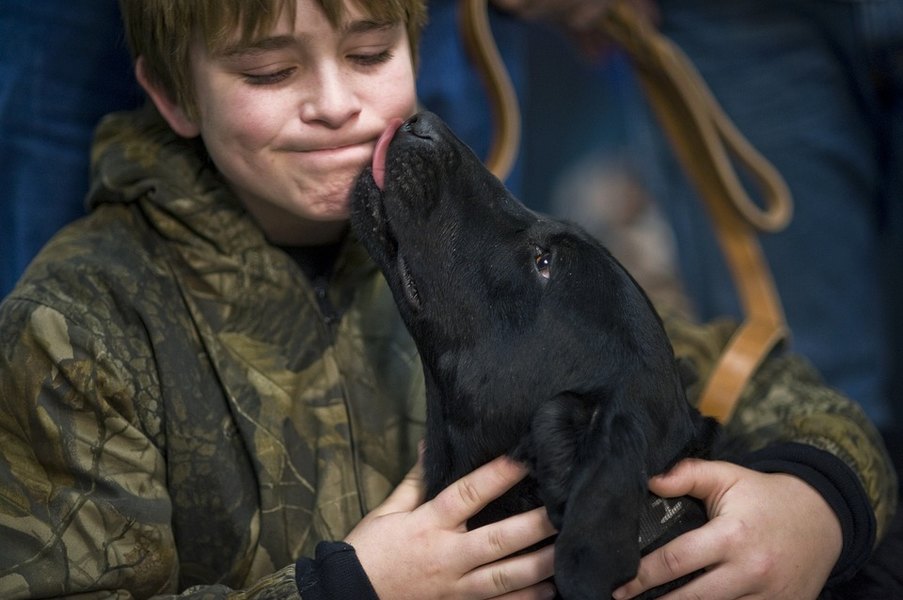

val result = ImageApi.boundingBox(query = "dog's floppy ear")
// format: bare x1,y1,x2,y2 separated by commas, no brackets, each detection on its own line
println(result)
521,392,647,599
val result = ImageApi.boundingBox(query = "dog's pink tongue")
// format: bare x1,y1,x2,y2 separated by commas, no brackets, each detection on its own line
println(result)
372,118,404,191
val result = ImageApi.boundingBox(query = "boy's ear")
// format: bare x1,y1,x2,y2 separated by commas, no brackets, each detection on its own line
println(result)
135,56,200,139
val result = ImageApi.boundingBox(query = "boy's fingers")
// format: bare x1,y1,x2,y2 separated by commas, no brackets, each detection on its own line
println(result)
461,542,556,599
613,521,723,599
369,453,427,516
648,458,724,501
429,455,529,525
467,506,557,566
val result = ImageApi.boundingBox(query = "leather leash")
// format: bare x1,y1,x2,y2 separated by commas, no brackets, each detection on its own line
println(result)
458,0,793,423
458,0,522,180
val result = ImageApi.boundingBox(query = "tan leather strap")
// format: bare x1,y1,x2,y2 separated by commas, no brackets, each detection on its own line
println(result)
598,4,793,234
459,0,793,423
597,3,792,422
458,0,521,181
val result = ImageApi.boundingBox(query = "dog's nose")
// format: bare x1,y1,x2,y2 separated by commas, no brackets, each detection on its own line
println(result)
402,112,442,140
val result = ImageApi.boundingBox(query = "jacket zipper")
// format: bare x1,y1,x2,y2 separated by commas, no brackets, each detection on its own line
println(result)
310,273,368,518
311,275,339,325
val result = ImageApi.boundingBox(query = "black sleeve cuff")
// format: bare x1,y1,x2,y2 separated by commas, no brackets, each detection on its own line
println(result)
738,441,876,586
295,541,380,600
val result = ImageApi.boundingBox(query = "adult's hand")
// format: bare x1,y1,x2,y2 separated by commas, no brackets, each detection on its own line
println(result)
490,0,658,33
612,459,842,600
490,0,658,59
345,454,557,599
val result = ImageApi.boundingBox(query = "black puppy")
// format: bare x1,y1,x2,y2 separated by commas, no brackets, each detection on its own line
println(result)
351,112,719,599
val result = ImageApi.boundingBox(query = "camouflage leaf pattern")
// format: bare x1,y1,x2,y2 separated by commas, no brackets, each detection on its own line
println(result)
662,310,898,540
0,106,425,599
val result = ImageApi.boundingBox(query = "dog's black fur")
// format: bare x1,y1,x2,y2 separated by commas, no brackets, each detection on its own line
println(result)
351,112,720,599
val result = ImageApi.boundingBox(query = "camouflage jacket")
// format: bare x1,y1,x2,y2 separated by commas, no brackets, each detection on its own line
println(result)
0,107,896,599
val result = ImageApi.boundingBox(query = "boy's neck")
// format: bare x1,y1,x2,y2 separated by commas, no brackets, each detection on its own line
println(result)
249,207,348,246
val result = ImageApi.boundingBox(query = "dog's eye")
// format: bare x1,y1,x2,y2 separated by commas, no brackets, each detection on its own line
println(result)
534,246,552,279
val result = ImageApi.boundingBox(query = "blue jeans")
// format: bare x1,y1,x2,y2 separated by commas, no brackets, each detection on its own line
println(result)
631,0,903,427
0,1,143,297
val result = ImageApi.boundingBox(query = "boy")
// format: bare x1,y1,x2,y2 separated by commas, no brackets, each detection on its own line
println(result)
0,1,896,598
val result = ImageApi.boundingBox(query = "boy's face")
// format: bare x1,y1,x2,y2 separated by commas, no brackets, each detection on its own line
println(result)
171,0,417,244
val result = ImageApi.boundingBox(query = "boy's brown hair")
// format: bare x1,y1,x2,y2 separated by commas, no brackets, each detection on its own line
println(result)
119,0,428,120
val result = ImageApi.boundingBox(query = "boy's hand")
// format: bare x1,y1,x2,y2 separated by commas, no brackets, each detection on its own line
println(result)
345,454,557,599
612,459,842,600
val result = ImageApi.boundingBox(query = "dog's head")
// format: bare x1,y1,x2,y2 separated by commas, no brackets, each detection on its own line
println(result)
353,113,678,404
351,112,716,597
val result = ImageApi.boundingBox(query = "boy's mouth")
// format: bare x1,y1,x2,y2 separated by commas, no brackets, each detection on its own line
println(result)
372,118,404,191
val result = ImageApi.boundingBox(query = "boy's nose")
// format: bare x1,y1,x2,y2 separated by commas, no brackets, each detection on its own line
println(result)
300,66,361,126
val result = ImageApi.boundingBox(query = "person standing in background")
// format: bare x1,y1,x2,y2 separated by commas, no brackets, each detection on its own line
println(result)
0,2,144,297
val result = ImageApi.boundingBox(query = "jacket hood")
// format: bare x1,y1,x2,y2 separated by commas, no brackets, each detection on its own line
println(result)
87,104,267,256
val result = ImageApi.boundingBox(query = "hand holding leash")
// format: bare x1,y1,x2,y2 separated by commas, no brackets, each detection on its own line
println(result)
491,0,659,34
